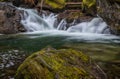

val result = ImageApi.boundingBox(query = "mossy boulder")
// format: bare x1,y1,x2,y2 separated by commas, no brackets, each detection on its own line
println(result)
82,0,97,16
15,47,106,79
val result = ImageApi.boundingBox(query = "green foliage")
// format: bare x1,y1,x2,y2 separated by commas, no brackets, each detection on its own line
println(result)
82,0,97,15
82,0,96,8
45,0,65,9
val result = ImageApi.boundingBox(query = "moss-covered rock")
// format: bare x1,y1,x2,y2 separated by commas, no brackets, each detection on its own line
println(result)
45,0,65,9
15,47,106,79
82,0,97,16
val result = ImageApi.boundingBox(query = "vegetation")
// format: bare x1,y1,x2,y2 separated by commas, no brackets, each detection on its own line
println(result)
45,0,65,9
15,47,105,79
82,0,96,16
82,0,96,8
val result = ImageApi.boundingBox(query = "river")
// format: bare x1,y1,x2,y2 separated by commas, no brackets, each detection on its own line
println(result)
0,8,120,78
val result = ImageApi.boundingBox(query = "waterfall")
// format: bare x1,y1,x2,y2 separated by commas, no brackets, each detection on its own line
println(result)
67,18,110,34
57,19,67,30
20,8,56,32
20,9,110,34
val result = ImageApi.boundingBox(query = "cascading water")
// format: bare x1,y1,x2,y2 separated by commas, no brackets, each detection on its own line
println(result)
20,8,110,34
67,18,110,34
20,9,56,32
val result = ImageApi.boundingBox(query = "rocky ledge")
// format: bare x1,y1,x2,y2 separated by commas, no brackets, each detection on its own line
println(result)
0,2,26,34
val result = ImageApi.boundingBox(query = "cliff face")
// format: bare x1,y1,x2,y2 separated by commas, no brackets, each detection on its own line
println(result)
97,0,120,35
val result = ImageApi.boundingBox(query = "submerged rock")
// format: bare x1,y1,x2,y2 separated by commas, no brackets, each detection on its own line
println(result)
15,47,107,79
0,2,26,34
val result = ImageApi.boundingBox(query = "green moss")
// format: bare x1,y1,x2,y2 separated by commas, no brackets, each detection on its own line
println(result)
82,0,96,8
15,47,104,79
45,0,65,9
82,0,96,15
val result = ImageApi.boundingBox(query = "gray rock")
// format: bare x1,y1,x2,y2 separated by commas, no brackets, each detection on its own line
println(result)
0,2,26,34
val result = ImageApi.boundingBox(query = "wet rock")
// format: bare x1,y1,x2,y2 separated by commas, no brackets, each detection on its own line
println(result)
97,0,120,35
15,47,107,79
0,2,26,34
57,10,94,29
104,60,120,79
0,49,26,79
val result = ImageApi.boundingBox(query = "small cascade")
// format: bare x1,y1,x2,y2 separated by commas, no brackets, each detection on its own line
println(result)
42,13,57,29
57,19,67,30
20,8,56,32
67,18,110,34
20,9,110,34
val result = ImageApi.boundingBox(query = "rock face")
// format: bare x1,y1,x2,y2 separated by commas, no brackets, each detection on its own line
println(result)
0,2,26,34
97,0,120,35
15,47,107,79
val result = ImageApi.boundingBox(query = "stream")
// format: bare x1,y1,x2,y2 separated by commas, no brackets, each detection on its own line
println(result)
0,8,120,78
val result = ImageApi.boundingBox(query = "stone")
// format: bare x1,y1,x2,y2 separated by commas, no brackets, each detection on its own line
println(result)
97,0,120,35
15,47,107,79
0,2,26,34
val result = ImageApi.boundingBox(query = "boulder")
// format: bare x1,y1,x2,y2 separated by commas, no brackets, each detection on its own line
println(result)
97,0,120,35
15,47,107,79
0,2,26,34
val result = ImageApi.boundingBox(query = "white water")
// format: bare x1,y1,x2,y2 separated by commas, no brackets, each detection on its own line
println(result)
18,9,120,43
20,8,110,34
20,9,54,31
67,18,110,34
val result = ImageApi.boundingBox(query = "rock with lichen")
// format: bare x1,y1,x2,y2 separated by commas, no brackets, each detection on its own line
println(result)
0,2,26,34
15,47,107,79
97,0,120,35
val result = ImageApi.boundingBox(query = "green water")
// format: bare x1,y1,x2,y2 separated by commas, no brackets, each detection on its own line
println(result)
0,33,120,61
0,33,120,78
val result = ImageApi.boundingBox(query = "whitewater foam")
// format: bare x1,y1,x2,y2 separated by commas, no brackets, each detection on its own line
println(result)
16,8,120,43
20,8,110,34
67,18,110,34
